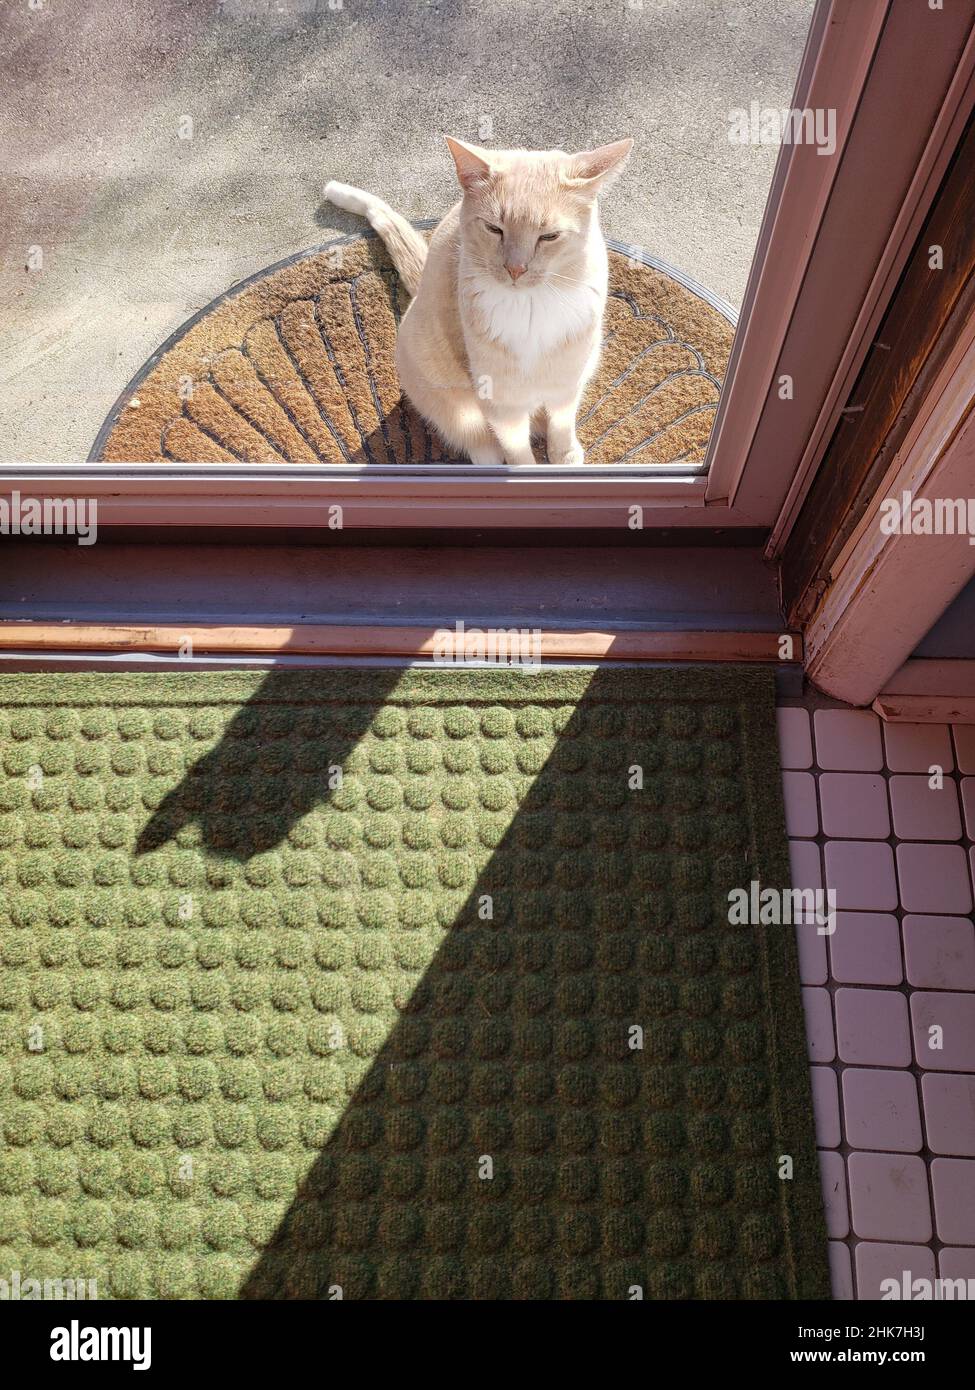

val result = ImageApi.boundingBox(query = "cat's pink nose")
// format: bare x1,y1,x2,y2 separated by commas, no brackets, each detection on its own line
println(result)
506,263,527,281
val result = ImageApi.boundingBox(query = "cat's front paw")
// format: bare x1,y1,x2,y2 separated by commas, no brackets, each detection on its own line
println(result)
550,443,585,466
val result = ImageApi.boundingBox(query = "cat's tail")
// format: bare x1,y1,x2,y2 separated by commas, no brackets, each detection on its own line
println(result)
324,181,427,297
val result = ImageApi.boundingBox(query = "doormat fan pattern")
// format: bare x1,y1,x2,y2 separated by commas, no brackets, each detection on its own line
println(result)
92,236,735,468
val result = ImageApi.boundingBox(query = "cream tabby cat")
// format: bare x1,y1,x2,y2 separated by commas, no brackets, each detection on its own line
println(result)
325,136,632,465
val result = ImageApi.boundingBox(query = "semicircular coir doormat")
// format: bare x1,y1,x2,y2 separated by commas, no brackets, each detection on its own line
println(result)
93,233,736,467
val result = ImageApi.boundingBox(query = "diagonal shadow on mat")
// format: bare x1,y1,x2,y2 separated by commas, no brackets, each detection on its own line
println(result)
222,667,813,1302
136,667,403,860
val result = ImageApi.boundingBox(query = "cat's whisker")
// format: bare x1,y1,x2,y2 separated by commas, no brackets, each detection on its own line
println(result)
546,272,594,287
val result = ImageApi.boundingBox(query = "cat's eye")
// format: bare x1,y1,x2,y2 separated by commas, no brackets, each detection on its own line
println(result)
485,223,503,236
538,232,560,242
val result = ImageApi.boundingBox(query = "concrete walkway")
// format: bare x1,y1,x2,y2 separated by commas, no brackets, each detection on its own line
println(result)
0,0,814,463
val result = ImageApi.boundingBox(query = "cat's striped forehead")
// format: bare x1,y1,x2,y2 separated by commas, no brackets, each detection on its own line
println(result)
476,152,583,228
448,137,631,228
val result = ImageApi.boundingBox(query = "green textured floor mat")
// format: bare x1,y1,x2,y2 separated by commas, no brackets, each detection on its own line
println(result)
0,667,829,1300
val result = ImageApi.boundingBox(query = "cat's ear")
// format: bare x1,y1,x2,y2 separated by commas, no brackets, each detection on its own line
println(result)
445,136,494,190
564,138,633,195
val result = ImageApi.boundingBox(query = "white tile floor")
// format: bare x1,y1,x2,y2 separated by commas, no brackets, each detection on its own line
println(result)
778,704,975,1300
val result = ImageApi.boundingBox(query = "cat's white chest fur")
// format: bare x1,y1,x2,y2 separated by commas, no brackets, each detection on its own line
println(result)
465,274,602,361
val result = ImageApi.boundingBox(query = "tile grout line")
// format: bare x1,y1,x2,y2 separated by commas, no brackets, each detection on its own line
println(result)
779,704,975,1296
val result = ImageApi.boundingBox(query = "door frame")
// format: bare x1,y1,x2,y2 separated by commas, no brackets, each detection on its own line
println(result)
2,1,973,534
802,306,975,708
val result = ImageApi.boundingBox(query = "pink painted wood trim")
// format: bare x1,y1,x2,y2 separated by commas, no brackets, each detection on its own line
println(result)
875,660,975,723
767,25,975,556
703,0,889,506
805,320,975,706
0,623,800,664
873,693,975,725
710,0,975,533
